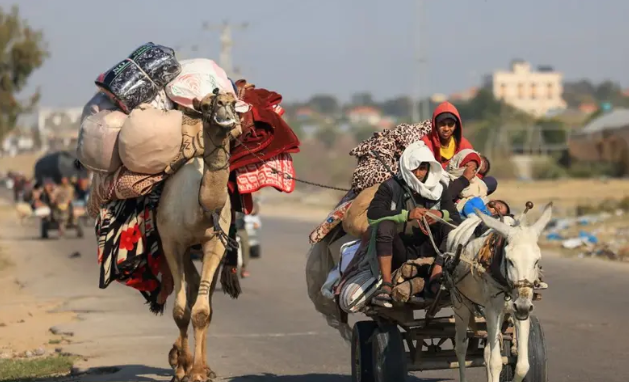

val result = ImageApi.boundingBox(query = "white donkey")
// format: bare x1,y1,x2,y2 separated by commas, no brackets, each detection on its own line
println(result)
449,202,552,382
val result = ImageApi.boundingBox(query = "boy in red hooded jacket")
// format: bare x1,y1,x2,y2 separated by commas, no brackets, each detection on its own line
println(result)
421,101,473,168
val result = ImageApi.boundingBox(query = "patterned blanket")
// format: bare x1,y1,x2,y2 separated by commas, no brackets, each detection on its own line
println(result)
96,184,167,313
349,121,431,193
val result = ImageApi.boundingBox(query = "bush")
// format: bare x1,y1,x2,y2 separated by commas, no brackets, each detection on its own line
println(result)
531,159,567,180
567,161,621,178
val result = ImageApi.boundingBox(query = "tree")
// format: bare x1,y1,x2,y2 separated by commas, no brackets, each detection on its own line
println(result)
351,123,379,143
314,123,339,149
381,96,412,118
0,5,48,143
308,94,339,115
350,92,375,107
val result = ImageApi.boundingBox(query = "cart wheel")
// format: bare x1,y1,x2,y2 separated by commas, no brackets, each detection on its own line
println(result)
500,315,547,382
499,363,515,382
351,320,377,382
524,316,547,382
372,323,408,382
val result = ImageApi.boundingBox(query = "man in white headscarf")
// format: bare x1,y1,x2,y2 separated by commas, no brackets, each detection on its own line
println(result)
366,141,462,305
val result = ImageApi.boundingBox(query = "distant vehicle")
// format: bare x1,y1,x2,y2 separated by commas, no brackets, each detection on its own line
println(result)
40,203,85,239
190,212,262,261
244,214,261,259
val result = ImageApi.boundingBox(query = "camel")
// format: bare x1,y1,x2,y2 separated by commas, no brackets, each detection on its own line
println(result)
157,90,241,382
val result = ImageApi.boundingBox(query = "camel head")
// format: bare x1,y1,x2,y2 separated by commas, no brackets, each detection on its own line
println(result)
192,90,241,134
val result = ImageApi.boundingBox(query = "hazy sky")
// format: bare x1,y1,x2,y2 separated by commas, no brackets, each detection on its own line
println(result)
4,0,628,108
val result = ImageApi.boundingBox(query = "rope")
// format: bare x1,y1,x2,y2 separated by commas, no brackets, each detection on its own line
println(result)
231,135,351,192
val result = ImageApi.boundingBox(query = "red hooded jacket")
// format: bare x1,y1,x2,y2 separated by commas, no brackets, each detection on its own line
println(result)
421,101,473,167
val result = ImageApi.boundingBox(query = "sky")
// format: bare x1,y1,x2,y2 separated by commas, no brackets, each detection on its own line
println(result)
4,0,628,108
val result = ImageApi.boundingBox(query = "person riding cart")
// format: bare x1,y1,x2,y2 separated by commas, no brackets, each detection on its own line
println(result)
366,141,462,306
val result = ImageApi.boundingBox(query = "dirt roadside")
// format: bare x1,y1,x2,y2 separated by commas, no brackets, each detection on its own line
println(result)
0,202,78,360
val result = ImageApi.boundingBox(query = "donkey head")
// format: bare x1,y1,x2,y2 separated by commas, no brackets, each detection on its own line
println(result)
475,202,553,320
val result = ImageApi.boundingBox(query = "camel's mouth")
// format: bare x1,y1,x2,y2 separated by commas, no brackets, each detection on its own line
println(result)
212,114,237,129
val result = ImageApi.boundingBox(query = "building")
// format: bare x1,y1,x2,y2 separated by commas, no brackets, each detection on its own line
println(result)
449,87,479,102
347,106,382,126
568,108,629,174
37,107,82,149
489,60,567,117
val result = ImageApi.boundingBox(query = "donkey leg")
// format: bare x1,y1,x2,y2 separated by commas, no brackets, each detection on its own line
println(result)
453,305,472,382
163,242,192,382
513,317,531,382
484,305,504,382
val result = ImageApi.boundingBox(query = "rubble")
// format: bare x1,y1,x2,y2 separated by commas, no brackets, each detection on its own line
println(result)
541,198,629,262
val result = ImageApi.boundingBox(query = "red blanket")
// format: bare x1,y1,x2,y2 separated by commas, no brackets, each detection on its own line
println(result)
227,84,301,214
229,85,301,171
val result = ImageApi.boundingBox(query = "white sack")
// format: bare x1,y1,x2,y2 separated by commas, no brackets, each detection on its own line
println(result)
76,92,127,173
118,104,183,175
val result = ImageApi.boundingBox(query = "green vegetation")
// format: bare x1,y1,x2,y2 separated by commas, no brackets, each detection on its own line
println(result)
0,5,49,143
0,356,76,381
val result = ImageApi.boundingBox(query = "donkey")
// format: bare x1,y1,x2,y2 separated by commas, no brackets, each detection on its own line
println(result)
449,202,553,382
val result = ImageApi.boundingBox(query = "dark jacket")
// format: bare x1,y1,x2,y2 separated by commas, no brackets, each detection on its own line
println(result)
367,177,461,225
447,176,470,201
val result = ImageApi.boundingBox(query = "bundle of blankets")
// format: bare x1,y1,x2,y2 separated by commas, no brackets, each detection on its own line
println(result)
79,42,301,309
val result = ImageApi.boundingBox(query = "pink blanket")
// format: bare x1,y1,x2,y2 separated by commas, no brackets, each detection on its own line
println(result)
234,153,295,194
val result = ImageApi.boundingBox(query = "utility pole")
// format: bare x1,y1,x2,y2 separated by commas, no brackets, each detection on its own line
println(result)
418,0,429,121
411,0,430,122
411,1,421,122
203,20,248,79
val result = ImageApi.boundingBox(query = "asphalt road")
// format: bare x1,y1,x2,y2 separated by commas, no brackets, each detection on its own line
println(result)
3,209,629,382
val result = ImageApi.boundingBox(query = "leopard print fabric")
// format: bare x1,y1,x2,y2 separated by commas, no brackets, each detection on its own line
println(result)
349,120,432,193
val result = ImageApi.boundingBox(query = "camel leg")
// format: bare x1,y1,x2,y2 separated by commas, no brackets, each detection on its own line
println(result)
189,209,231,382
197,266,220,380
513,317,531,382
183,251,216,379
163,242,192,382
453,305,472,382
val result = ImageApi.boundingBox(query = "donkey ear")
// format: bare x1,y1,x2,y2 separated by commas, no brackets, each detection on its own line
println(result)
475,209,513,237
531,202,553,237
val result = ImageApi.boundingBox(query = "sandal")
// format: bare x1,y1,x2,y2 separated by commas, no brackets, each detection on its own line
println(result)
371,282,394,308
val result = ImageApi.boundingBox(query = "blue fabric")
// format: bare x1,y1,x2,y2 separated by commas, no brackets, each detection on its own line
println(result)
461,197,491,219
228,78,237,93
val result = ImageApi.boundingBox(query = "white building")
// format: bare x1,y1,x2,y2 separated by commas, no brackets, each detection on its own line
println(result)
490,60,567,117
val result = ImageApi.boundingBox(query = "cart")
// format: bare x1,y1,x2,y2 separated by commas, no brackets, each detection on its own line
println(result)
41,201,85,239
350,286,547,382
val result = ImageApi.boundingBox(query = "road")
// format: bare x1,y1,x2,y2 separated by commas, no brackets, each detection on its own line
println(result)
2,210,629,382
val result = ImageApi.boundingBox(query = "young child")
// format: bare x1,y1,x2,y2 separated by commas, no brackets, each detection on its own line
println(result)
461,197,510,219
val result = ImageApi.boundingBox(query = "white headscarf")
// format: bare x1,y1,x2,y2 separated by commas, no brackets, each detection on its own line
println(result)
399,141,444,201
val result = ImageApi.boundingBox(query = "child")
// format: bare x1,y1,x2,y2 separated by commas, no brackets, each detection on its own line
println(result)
461,197,510,219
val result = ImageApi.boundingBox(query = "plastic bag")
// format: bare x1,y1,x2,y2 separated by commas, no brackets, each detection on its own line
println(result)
165,58,249,113
95,42,181,113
